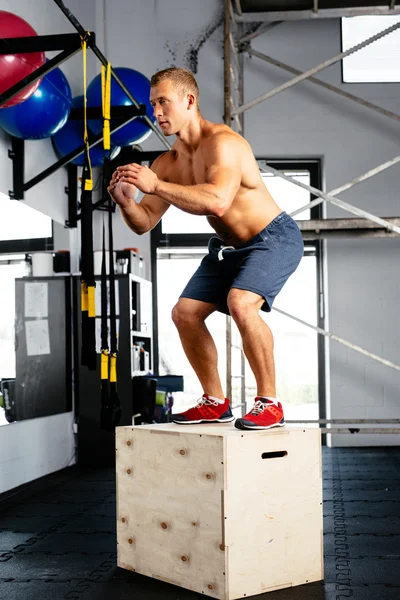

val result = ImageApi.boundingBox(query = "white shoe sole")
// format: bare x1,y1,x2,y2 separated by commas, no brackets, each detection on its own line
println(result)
171,416,235,425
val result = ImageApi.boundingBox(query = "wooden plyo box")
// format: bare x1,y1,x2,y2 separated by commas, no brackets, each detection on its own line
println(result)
116,424,323,600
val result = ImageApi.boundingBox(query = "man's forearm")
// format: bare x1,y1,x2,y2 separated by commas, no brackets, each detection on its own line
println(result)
154,180,224,217
119,200,150,235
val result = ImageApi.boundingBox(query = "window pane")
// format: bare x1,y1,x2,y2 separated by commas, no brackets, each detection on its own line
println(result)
0,193,52,241
161,208,214,234
261,170,311,220
342,16,400,83
0,256,26,379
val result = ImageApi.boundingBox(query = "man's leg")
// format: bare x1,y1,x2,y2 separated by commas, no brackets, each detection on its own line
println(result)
227,288,275,397
171,298,233,424
172,298,224,399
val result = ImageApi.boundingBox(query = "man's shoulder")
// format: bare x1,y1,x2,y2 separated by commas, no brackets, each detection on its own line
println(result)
204,123,247,151
150,149,177,174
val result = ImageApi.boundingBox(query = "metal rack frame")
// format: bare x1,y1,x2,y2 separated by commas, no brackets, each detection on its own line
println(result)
224,1,400,432
1,0,171,204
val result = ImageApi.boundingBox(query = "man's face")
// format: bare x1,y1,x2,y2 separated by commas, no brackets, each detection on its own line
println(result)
150,80,191,136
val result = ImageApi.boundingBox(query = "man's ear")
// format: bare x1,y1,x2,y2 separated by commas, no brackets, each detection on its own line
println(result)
187,93,196,110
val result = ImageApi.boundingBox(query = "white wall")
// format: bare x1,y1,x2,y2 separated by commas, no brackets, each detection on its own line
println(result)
0,412,75,494
0,0,95,492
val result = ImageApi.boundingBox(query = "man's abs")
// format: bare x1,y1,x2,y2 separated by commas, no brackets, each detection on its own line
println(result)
207,188,282,245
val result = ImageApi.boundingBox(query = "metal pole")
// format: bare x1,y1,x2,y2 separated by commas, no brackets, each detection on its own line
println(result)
287,419,400,424
235,7,400,22
237,22,244,134
233,0,242,15
289,155,400,217
313,0,319,13
225,0,233,401
239,22,282,45
0,45,83,108
224,0,232,125
52,0,171,150
259,164,400,235
234,21,400,115
240,348,246,417
245,48,400,124
272,306,400,372
24,111,144,191
320,428,400,434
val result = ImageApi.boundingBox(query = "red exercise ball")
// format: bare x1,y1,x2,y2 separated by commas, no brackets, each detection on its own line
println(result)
0,11,46,108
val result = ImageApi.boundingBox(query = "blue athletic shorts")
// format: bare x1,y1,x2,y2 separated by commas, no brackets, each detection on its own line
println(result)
180,211,304,315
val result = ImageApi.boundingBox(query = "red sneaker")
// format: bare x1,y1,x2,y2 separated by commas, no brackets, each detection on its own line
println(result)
171,394,234,424
235,397,285,430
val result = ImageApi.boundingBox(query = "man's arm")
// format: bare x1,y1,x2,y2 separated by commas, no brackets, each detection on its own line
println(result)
109,154,170,235
117,133,242,218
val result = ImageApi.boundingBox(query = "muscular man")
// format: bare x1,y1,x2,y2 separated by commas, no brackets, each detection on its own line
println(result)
108,67,304,430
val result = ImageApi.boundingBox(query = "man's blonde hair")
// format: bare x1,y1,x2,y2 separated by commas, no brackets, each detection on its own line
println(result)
150,67,200,107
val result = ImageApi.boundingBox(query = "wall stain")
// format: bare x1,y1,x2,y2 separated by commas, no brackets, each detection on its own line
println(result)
184,7,224,74
162,2,224,74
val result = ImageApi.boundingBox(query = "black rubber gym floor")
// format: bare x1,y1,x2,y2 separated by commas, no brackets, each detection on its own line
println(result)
1,447,399,600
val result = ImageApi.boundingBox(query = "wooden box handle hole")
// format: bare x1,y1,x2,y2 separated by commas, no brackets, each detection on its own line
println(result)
261,451,288,459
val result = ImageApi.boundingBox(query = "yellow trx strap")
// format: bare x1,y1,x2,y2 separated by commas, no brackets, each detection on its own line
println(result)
101,349,109,380
81,34,93,192
110,353,117,383
101,62,111,151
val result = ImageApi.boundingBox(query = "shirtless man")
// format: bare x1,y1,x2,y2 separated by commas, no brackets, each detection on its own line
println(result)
108,67,304,430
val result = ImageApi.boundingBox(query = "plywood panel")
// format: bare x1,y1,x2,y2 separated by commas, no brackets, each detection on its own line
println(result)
116,427,227,598
224,428,323,599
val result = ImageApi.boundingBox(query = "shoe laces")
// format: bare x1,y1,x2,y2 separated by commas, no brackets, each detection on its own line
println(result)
195,395,220,408
250,400,269,415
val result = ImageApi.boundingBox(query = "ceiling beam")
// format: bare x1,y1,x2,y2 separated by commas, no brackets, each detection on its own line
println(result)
236,6,400,22
239,21,282,44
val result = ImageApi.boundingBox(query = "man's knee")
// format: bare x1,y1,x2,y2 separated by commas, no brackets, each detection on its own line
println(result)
227,289,263,324
171,298,208,329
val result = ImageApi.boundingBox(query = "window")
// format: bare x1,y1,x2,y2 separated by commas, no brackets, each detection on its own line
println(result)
0,192,53,253
342,16,400,83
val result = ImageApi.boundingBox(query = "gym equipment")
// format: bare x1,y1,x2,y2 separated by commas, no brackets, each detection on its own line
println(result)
0,63,71,139
0,10,46,108
116,426,323,598
86,67,155,146
52,95,120,167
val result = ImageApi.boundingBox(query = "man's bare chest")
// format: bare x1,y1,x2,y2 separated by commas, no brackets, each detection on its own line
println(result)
165,155,206,186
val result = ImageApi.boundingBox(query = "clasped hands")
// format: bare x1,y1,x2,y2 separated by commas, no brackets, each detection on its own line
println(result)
108,163,159,198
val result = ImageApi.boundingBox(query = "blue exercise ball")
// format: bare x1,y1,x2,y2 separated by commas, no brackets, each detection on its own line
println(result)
0,63,72,139
86,67,155,146
52,95,121,167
